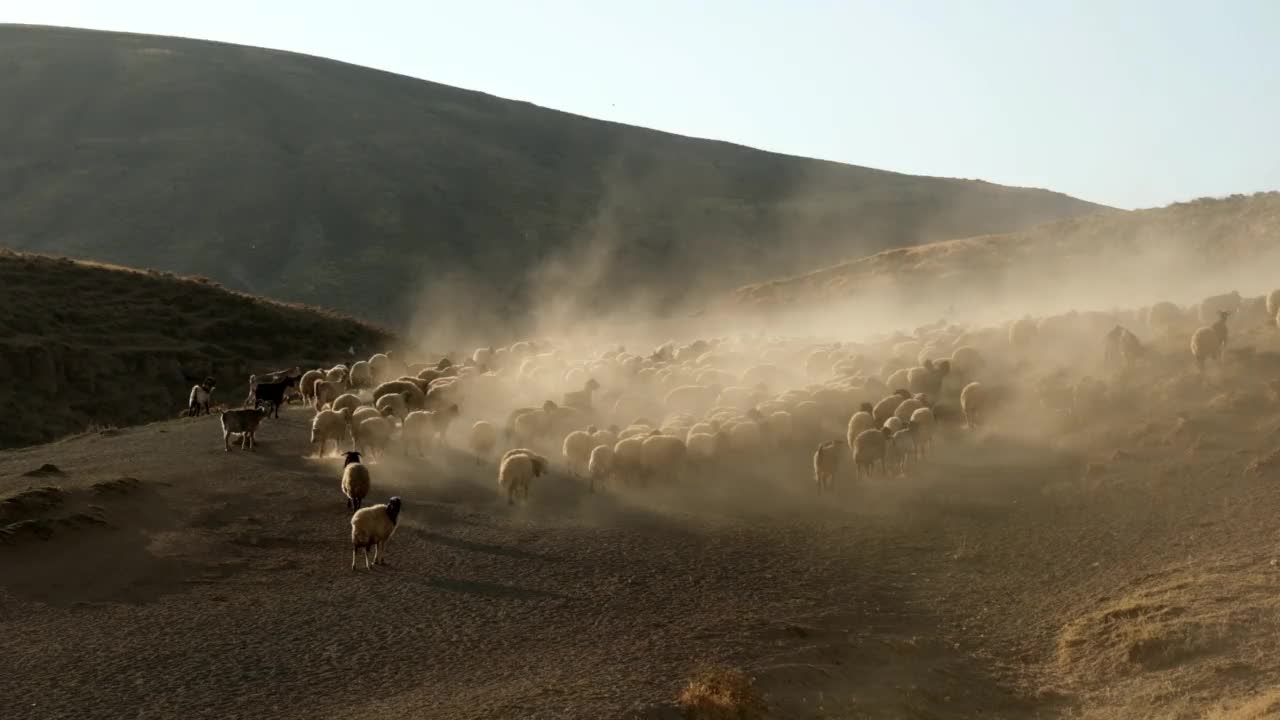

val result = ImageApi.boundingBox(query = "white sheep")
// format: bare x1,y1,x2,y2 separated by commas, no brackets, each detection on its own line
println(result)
371,379,426,410
188,381,214,416
562,430,595,477
909,407,935,457
813,440,841,494
355,416,394,459
872,393,909,426
311,408,352,457
883,415,905,434
640,432,686,485
375,392,411,421
851,427,889,478
350,496,401,570
401,410,435,458
348,361,374,389
468,421,497,464
562,378,601,410
888,427,917,473
340,451,371,510
612,436,646,485
313,378,348,411
587,444,613,492
331,392,363,416
350,406,384,426
299,369,325,405
498,449,549,505
1190,310,1231,374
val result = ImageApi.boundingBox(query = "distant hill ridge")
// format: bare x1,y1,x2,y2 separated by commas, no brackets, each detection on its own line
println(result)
0,24,1107,334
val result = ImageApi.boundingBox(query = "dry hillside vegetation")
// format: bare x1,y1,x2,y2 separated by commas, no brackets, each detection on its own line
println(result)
0,24,1107,329
0,250,393,449
733,192,1280,315
5,287,1280,719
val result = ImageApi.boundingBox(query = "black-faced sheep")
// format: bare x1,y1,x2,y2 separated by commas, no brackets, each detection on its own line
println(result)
350,496,401,570
341,451,371,511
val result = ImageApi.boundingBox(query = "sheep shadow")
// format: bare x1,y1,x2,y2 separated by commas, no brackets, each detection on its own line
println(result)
420,530,556,561
426,575,569,601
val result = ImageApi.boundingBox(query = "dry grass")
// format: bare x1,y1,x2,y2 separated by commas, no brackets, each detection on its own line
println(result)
677,667,768,720
0,249,395,449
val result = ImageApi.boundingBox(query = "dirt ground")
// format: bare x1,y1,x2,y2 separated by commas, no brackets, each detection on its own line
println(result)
4,369,1280,719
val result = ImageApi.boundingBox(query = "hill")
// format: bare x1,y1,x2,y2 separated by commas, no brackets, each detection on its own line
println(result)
0,24,1108,336
731,192,1280,317
0,250,394,449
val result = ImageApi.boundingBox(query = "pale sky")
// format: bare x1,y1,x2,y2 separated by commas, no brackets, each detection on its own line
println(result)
8,0,1280,209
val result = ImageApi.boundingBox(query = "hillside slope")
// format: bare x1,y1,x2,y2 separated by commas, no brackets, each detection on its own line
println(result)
732,192,1280,315
0,24,1108,332
0,250,394,449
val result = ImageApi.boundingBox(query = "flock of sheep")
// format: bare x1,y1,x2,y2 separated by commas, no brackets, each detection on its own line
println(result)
189,287,1278,571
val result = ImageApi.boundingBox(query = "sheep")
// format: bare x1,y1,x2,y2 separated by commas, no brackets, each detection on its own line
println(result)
311,408,352,457
312,378,347,412
640,432,686,485
813,440,841,494
612,436,646,485
1191,311,1231,374
341,451,371,511
893,397,925,424
299,369,325,405
331,393,363,416
949,346,985,378
371,380,426,410
562,429,595,477
851,427,889,478
1009,316,1038,349
350,406,384,426
1103,325,1144,370
326,365,349,384
907,359,950,398
350,496,402,570
846,404,875,445
401,411,435,457
872,394,908,426
587,444,613,491
909,407,935,456
498,449,549,505
368,352,397,384
428,403,461,447
188,378,215,416
220,407,268,451
348,360,374,389
888,426,917,473
355,416,394,459
562,378,601,411
959,381,1009,428
375,392,410,421
883,415,906,434
469,421,497,464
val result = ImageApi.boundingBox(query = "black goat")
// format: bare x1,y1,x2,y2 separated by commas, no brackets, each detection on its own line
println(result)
251,375,298,419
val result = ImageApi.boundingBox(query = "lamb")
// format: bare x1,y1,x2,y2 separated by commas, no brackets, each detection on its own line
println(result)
187,378,216,416
311,408,353,457
468,421,497,464
813,440,841,494
562,378,602,411
851,427,889,478
350,496,402,570
220,407,268,451
587,444,613,492
562,429,595,477
498,449,550,505
340,451,371,511
251,376,298,419
1190,310,1231,374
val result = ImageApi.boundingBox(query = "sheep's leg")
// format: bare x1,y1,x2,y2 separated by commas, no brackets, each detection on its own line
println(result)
351,547,358,571
364,547,372,570
224,431,232,452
